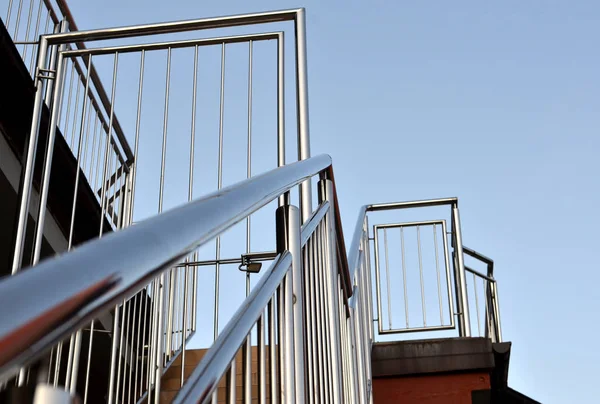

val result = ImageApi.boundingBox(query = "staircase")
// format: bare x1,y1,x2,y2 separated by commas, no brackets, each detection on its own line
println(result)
0,2,539,403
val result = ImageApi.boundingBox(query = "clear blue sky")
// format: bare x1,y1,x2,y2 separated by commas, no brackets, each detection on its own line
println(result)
67,1,600,402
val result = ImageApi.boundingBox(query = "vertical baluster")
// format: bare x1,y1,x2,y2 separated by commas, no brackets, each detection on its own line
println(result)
383,229,392,330
28,0,44,73
179,44,197,387
12,0,24,37
417,226,426,327
21,0,35,57
433,224,444,325
137,285,148,399
84,112,98,180
258,312,266,404
268,296,278,404
69,71,82,150
5,0,14,28
83,320,94,404
127,295,138,403
104,52,121,404
312,237,324,403
277,285,285,404
213,42,226,344
226,360,236,403
473,273,481,336
115,299,127,402
67,55,92,250
303,243,314,404
244,40,254,403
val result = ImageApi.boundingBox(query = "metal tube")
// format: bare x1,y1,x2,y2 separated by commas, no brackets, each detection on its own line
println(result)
46,9,302,44
383,229,392,330
247,39,253,253
433,224,444,325
258,312,266,404
115,300,127,403
373,227,383,334
213,43,226,342
417,226,426,326
128,295,138,402
226,359,235,403
147,281,158,392
303,242,314,404
83,320,94,404
10,34,52,275
66,54,92,251
243,334,251,403
161,47,175,360
53,342,62,387
31,48,71,267
309,238,322,404
64,333,75,388
5,0,14,28
60,32,281,57
137,287,148,399
86,112,99,177
99,52,119,237
295,8,313,222
368,197,458,212
61,61,75,141
154,273,166,404
277,286,285,404
180,269,189,387
129,50,145,224
493,282,503,342
188,46,198,337
107,304,120,404
441,220,455,327
452,205,471,337
319,224,332,403
276,32,286,207
473,273,481,336
12,0,24,38
268,298,278,404
283,272,296,404
275,205,303,402
319,180,343,402
27,0,44,73
68,330,82,394
69,68,82,150
400,227,409,328
314,233,325,403
21,0,35,57
364,215,374,341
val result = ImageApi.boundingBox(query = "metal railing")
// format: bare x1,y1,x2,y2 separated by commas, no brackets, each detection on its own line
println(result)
463,246,502,343
351,198,502,344
0,4,504,403
2,7,318,403
0,154,365,402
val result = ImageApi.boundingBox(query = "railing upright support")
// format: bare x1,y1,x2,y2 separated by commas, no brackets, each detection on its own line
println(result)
276,202,304,403
451,204,471,337
318,179,344,402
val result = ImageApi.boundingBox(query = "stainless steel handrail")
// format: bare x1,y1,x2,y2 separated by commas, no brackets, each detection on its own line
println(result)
0,154,332,382
175,200,332,402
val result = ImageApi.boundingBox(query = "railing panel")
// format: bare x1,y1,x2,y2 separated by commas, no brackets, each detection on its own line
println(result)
373,221,455,334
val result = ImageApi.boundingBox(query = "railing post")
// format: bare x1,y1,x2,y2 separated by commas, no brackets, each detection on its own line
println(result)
10,20,63,277
318,179,344,402
294,8,313,223
451,204,471,337
276,202,304,403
